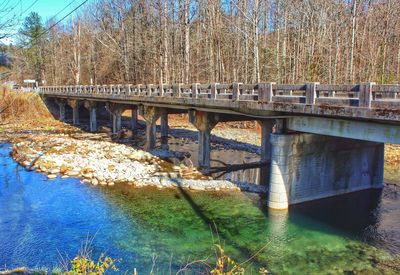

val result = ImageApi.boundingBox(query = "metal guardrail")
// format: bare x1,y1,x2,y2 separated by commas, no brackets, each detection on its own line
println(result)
40,82,400,110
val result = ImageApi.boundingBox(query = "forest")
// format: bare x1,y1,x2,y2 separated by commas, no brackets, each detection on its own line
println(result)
5,0,400,86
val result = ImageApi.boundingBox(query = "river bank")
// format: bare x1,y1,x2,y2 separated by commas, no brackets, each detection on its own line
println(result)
0,116,267,194
7,126,268,193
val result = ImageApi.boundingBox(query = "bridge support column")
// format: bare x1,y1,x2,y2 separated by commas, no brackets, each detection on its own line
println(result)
106,103,127,134
83,101,98,132
160,111,169,150
189,110,218,168
67,99,81,125
259,120,274,162
267,132,384,209
55,99,66,121
259,119,274,185
139,106,163,150
131,106,138,130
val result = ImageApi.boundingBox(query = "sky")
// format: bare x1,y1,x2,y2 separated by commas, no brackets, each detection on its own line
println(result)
1,0,89,44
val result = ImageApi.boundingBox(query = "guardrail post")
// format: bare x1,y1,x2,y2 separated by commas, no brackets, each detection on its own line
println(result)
159,84,164,97
173,84,181,98
192,83,199,99
258,82,275,103
147,84,153,96
306,82,319,105
232,82,242,101
210,83,219,99
359,82,375,108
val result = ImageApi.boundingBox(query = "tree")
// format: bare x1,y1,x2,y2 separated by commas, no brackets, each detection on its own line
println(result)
6,0,400,85
18,12,46,83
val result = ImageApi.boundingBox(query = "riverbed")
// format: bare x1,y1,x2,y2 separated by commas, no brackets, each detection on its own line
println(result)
0,143,399,274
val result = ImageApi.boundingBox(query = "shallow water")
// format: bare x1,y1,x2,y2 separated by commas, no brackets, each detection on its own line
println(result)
0,143,399,274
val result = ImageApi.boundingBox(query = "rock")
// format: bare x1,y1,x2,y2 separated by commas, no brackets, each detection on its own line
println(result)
47,174,57,179
108,181,115,186
91,178,99,185
61,175,69,179
189,186,204,191
100,181,107,186
60,165,69,174
66,170,80,177
168,172,178,179
48,168,60,174
98,126,112,133
82,173,93,179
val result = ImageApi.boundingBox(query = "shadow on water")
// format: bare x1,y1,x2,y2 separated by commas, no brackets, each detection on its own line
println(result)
170,178,268,268
290,189,382,236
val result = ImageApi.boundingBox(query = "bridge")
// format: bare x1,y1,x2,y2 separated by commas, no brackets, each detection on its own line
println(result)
40,82,400,209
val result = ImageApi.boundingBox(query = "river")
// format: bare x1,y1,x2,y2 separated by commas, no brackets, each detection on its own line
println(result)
0,142,399,274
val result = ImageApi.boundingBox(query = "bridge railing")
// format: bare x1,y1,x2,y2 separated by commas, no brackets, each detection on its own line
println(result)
40,82,400,109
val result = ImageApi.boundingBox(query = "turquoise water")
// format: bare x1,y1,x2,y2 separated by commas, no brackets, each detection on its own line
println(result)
0,143,399,274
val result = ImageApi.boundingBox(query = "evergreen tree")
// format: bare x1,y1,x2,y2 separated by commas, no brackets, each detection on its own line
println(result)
18,12,46,83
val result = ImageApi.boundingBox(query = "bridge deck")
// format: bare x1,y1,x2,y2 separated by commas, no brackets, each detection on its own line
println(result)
40,82,400,124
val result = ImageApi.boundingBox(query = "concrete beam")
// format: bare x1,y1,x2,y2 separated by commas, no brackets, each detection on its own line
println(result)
287,116,400,144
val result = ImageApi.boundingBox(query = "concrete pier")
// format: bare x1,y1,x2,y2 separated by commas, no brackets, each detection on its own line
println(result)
55,99,66,121
106,103,126,134
160,111,169,150
139,106,163,150
268,133,384,209
67,99,80,125
189,110,218,168
259,119,274,185
259,120,274,162
84,101,97,132
131,106,138,130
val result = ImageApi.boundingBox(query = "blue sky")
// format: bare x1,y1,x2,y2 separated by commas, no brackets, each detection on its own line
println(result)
1,0,88,44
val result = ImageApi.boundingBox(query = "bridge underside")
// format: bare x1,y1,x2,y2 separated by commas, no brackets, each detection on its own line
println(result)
44,96,398,209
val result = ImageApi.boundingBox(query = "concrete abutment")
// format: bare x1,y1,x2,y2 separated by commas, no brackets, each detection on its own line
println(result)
267,132,384,209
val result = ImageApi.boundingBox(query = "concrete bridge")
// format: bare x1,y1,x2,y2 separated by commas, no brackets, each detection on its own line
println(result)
40,82,400,209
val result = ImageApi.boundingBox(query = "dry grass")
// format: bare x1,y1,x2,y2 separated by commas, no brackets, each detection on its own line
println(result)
0,87,52,122
385,145,400,164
